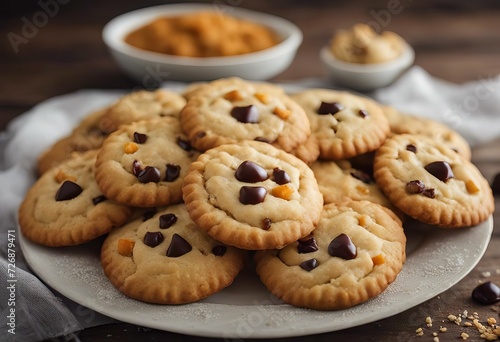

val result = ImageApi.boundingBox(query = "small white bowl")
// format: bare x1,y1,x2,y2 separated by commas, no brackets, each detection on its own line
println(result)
320,43,415,91
102,3,303,83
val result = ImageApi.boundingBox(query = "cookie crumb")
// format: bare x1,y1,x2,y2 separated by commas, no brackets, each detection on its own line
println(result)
432,332,438,336
460,332,469,340
433,337,439,342
464,321,473,327
487,317,497,326
426,316,433,327
482,271,492,278
440,326,447,333
415,327,424,336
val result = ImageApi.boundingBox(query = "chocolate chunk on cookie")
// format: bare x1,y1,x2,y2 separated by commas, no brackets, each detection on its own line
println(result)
19,150,132,246
182,141,324,250
255,200,406,310
101,203,246,304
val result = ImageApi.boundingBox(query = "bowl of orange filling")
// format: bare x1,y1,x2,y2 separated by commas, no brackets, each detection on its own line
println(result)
103,4,303,83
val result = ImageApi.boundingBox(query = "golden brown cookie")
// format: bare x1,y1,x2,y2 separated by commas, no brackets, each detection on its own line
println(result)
180,77,312,156
101,203,246,304
255,200,406,310
95,117,198,207
382,105,472,160
374,134,494,227
182,141,324,250
291,89,390,160
19,150,132,246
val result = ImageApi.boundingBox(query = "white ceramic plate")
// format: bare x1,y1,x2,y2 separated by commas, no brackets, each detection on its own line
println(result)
19,216,493,339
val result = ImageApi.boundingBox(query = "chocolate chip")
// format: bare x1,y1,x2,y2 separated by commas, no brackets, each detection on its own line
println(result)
235,161,269,183
55,181,83,201
272,168,291,185
137,166,160,183
142,208,158,221
299,258,318,272
132,160,142,176
297,237,318,254
406,144,417,153
261,218,272,230
317,101,344,115
159,213,177,229
212,245,227,257
358,109,369,118
239,186,267,205
166,234,192,257
425,161,454,182
328,233,357,260
165,164,180,182
350,170,373,184
406,180,425,194
231,105,259,123
472,281,500,305
491,173,500,196
143,231,164,247
133,132,148,144
177,137,192,151
423,188,435,198
92,195,107,205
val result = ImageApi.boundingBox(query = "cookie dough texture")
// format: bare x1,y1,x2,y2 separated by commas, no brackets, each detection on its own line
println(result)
182,141,324,250
255,201,406,310
19,150,132,246
291,89,390,160
101,204,246,304
374,134,494,227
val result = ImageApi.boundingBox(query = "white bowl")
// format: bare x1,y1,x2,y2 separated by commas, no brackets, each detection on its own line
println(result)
102,3,303,84
320,43,415,91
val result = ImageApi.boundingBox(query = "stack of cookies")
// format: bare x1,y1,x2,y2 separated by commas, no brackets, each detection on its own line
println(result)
19,77,494,310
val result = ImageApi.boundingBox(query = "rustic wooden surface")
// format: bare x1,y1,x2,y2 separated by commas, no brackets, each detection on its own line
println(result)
1,1,499,341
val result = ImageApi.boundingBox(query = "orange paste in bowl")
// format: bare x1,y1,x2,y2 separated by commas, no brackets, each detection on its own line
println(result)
124,11,280,57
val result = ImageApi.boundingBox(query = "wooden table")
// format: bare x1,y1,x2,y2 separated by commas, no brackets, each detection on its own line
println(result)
2,1,499,341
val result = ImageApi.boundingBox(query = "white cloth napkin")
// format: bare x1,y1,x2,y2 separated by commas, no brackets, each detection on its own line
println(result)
1,68,500,341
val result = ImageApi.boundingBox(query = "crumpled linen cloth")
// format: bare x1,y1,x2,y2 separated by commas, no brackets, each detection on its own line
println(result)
1,66,499,341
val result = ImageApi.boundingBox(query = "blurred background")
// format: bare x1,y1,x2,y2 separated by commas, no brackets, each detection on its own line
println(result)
1,0,500,127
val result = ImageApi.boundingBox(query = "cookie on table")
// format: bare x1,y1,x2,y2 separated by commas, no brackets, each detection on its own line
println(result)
374,134,494,227
101,203,246,304
37,107,111,174
310,159,402,222
290,89,390,160
382,105,471,160
95,117,198,207
19,150,132,247
180,77,312,156
255,200,406,310
101,89,186,132
182,141,324,250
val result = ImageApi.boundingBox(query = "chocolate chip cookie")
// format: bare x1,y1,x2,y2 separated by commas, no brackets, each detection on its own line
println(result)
182,141,324,250
95,117,198,207
291,89,390,160
255,200,406,310
19,150,132,246
374,134,494,227
101,203,246,304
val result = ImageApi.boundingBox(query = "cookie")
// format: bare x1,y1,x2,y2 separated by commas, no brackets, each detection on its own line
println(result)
291,89,390,160
95,117,198,207
182,141,324,250
19,150,132,247
374,134,494,227
180,77,311,156
37,107,111,174
254,200,406,310
101,89,187,132
310,159,401,220
382,105,472,161
101,203,246,304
